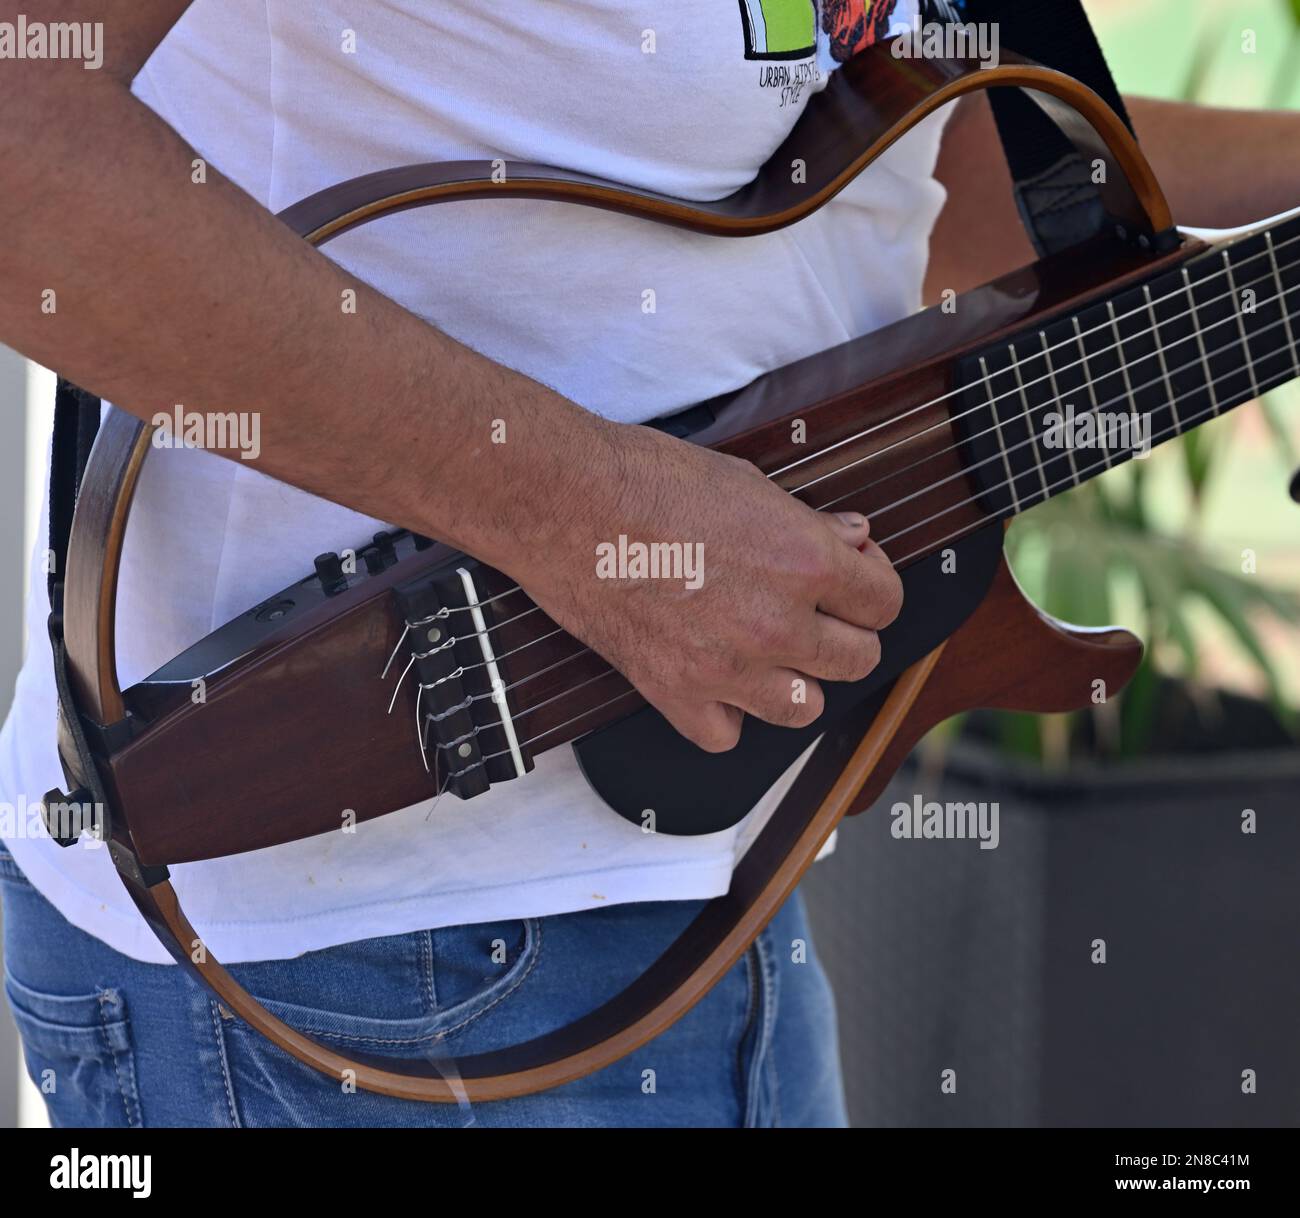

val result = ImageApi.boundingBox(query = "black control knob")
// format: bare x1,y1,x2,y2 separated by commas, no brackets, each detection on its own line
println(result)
365,531,398,575
314,552,347,595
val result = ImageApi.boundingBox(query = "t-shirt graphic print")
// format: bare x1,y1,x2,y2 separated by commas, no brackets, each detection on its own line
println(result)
740,0,907,109
739,0,817,58
739,0,899,62
820,0,898,62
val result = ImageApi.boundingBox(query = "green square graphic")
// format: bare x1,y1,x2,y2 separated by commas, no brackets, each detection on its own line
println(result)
739,0,817,60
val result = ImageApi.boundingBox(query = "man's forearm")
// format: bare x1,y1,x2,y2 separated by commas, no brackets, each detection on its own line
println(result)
927,94,1300,303
0,4,909,755
0,41,601,576
1131,96,1300,231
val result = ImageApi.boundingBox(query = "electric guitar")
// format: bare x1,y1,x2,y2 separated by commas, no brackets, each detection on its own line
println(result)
45,44,1300,1102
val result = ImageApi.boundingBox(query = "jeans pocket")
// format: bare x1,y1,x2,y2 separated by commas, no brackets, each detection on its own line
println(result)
215,919,541,1125
3,970,143,1128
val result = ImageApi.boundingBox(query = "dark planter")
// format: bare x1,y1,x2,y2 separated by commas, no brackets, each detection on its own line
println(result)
801,692,1300,1127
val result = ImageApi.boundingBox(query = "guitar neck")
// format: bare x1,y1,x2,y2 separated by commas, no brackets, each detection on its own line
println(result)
768,210,1300,573
955,210,1300,527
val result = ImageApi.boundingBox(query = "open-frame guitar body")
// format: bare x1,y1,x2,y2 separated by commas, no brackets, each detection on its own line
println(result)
47,44,1300,1102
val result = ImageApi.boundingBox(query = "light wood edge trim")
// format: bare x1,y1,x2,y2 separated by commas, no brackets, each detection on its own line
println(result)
299,64,1171,247
94,430,152,721
148,643,947,1103
64,414,153,724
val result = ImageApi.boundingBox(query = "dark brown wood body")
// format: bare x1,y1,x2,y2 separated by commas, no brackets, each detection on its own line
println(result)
103,231,1193,866
53,42,1181,870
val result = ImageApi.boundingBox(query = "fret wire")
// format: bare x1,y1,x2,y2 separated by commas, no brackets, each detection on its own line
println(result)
1008,341,1051,501
1070,315,1107,466
980,355,1021,513
1106,300,1141,470
1265,231,1300,376
1182,267,1221,416
1039,330,1079,488
1142,284,1180,430
839,291,1300,539
792,252,1298,499
1222,250,1262,399
772,229,1300,483
843,268,1298,515
796,270,1231,498
888,360,1299,569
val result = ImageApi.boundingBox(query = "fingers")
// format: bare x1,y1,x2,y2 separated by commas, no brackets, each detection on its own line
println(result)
655,670,829,744
858,536,891,565
655,697,744,754
815,516,904,631
822,510,872,548
728,668,826,731
799,614,883,683
612,500,902,750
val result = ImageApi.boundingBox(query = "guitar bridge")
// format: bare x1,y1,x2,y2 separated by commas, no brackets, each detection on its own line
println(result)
392,559,535,799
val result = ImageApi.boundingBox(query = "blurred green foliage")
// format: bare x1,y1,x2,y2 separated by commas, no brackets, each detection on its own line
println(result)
993,0,1300,762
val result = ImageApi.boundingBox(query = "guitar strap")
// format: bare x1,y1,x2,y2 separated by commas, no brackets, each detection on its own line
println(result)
953,0,1137,256
44,381,105,820
47,379,100,615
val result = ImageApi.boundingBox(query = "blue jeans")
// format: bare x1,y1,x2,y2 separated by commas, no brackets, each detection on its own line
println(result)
0,844,846,1127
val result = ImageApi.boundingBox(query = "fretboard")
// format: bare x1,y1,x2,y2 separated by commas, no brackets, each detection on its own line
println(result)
954,212,1300,520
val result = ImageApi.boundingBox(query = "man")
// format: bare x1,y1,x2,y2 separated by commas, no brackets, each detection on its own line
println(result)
0,1,1296,1127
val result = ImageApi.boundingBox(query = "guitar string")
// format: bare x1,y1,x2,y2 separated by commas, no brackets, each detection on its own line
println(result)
407,288,1300,770
437,300,1300,768
385,622,566,712
419,664,629,744
816,271,1300,514
773,229,1300,483
884,347,1300,565
384,231,1300,668
402,270,1300,716
786,252,1297,498
381,601,545,679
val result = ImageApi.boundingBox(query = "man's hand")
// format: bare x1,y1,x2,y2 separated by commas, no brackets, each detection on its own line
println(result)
511,422,903,752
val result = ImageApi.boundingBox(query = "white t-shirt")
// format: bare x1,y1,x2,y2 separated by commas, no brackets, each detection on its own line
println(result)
0,0,950,963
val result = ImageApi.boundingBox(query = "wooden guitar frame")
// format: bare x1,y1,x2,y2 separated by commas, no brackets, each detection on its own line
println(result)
58,46,1162,1102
